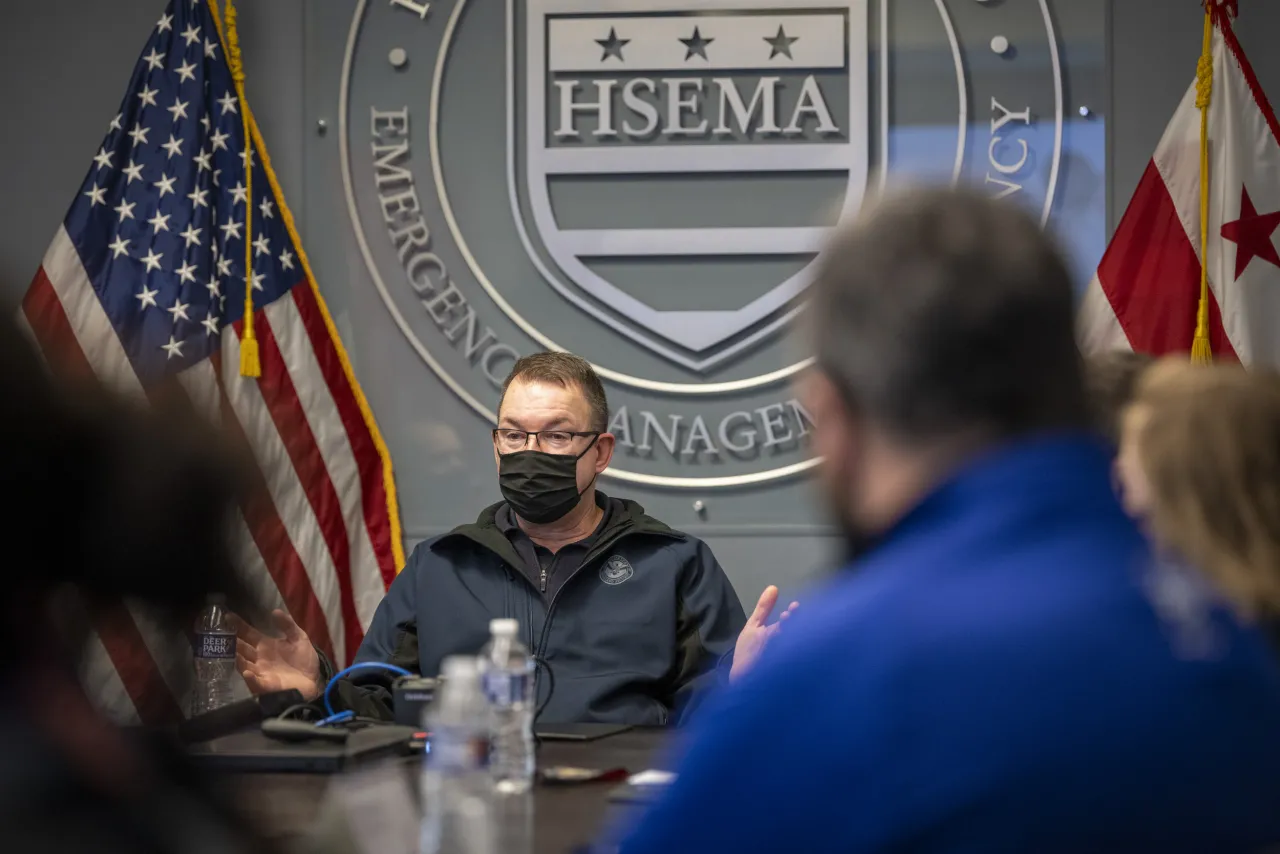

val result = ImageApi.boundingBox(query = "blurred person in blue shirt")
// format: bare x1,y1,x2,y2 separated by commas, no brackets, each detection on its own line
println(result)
613,187,1280,854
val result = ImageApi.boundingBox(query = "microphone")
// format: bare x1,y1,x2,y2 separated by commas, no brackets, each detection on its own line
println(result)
178,689,305,743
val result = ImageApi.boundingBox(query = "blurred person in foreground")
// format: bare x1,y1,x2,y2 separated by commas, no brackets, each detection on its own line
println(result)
0,316,279,854
1118,360,1280,649
613,188,1280,854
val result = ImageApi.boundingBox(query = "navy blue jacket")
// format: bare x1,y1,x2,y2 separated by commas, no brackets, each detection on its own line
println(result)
330,496,745,725
616,436,1280,854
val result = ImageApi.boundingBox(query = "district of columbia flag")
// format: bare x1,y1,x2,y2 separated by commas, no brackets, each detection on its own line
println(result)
19,0,403,724
1079,0,1280,366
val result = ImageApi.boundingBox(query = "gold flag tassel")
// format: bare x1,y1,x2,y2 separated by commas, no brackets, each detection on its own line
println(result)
1191,6,1215,365
223,0,260,377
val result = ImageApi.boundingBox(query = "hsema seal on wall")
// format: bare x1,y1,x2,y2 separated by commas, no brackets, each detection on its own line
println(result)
340,0,1063,488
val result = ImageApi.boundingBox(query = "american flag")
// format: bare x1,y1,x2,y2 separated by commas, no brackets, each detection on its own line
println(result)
19,0,402,724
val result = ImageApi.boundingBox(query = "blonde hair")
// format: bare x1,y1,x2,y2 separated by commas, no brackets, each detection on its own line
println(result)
1129,359,1280,617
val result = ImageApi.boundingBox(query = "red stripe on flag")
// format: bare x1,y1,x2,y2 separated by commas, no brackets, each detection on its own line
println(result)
251,308,364,662
209,348,338,663
22,269,96,379
92,604,185,725
22,269,184,724
1097,160,1237,360
291,285,397,587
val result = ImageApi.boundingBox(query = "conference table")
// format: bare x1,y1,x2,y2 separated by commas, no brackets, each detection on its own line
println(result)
220,728,669,854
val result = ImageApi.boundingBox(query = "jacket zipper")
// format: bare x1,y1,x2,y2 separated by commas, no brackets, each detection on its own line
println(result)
539,567,547,594
532,531,636,660
491,521,680,715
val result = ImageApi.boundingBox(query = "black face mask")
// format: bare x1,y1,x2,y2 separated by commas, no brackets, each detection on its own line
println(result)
498,437,599,524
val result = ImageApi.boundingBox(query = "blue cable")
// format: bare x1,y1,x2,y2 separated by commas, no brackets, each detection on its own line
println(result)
323,661,412,716
316,710,354,727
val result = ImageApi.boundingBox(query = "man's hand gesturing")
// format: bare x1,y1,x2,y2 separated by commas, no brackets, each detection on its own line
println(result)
730,585,799,683
233,609,322,701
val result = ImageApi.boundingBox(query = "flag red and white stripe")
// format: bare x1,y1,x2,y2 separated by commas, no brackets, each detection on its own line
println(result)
25,225,401,725
1079,2,1280,365
20,0,401,724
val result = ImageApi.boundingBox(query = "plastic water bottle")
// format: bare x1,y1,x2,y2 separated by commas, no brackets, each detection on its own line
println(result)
480,618,536,794
492,789,533,854
421,657,494,854
191,596,236,716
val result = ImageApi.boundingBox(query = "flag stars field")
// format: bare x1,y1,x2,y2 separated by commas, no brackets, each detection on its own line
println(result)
20,0,402,726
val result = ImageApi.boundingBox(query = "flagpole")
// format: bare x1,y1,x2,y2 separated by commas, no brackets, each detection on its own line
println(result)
1191,4,1215,364
207,0,406,571
218,0,262,378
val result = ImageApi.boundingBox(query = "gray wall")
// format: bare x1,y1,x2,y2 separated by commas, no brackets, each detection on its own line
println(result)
2,0,1275,606
9,1,1276,288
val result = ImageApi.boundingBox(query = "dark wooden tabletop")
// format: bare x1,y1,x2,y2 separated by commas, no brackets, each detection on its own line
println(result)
217,728,670,854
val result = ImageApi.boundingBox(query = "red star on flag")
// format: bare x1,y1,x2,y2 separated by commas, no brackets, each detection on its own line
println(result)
1220,185,1280,280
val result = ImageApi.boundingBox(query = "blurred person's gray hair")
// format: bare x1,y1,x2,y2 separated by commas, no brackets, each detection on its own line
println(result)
810,185,1089,443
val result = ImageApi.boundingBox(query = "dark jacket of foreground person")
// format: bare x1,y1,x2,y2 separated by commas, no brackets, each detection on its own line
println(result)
0,314,280,854
0,702,278,854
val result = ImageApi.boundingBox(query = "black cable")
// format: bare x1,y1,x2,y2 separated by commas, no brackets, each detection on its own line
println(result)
276,703,318,722
535,656,555,720
531,655,556,752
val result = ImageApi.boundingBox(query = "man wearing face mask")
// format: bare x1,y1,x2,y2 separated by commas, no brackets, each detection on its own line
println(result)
236,353,792,724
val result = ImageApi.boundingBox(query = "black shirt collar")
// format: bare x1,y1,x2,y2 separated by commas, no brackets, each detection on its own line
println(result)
496,492,611,545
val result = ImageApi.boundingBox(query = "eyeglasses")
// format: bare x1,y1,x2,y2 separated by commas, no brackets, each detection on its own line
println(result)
492,429,600,454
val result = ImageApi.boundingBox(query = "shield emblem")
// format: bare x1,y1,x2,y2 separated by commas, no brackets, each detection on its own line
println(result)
600,555,635,585
509,0,869,372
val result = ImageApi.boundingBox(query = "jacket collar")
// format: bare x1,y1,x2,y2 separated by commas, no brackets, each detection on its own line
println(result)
432,492,683,568
847,432,1120,570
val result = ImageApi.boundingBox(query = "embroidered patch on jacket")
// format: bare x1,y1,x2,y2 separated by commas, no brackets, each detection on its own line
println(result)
600,555,634,585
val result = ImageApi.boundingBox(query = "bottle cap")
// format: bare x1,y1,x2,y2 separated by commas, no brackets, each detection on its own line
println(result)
490,618,518,636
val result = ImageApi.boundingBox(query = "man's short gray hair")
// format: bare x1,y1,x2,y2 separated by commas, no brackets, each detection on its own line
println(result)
810,186,1088,442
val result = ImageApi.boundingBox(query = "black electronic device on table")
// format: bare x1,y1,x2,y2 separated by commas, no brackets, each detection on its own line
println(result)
178,689,304,744
260,718,351,743
187,723,417,773
535,722,634,742
393,675,439,728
